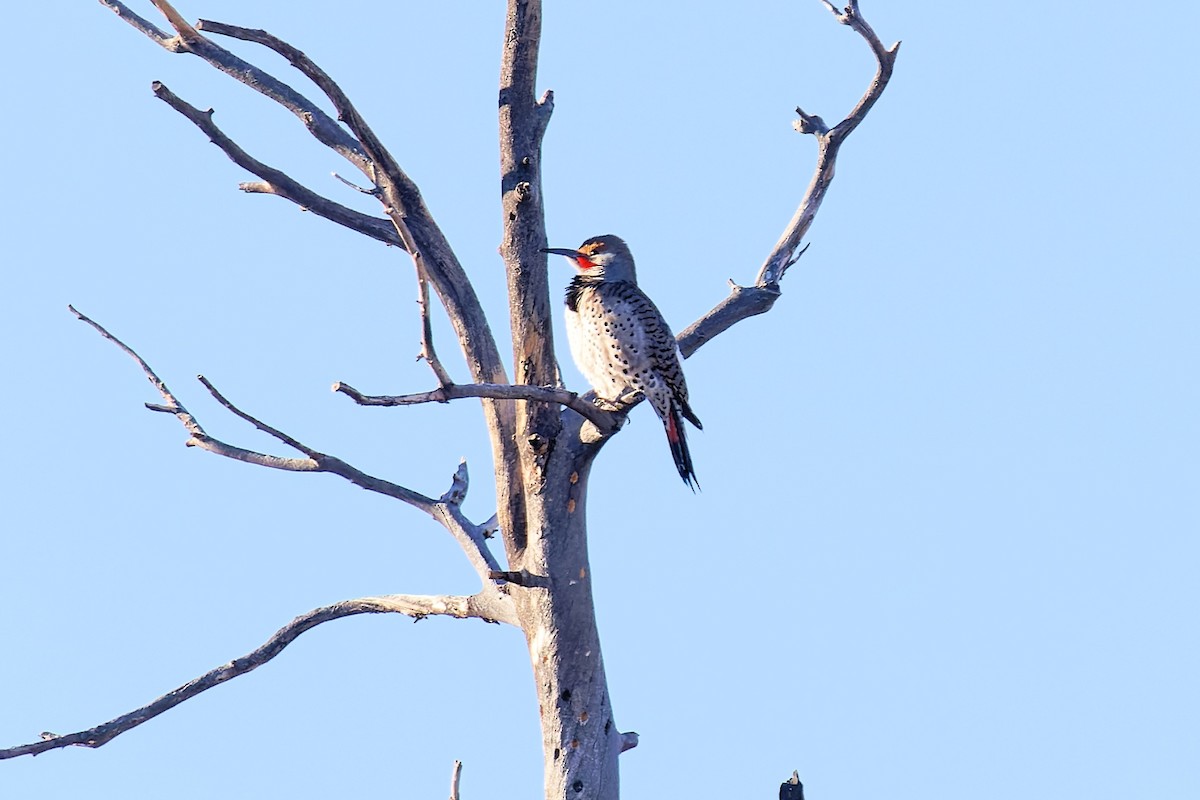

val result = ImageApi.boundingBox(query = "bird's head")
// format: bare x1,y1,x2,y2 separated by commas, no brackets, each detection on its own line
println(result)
543,234,637,283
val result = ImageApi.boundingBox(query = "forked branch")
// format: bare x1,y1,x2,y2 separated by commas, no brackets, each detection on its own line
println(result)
0,593,514,761
70,305,439,511
678,0,899,358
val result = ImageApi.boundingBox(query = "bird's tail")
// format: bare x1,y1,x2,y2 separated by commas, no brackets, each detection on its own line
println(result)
664,404,699,491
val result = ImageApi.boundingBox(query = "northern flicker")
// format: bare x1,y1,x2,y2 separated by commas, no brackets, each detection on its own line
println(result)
543,235,703,489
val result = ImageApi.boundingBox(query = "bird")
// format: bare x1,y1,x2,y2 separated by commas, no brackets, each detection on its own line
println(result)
542,235,703,489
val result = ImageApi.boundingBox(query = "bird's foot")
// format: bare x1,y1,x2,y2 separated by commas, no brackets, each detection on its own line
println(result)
591,396,626,412
614,389,645,407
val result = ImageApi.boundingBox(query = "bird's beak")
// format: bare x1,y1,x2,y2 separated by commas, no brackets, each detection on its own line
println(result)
541,247,583,258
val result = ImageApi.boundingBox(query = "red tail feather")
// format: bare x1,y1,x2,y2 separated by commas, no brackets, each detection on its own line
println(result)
665,405,699,491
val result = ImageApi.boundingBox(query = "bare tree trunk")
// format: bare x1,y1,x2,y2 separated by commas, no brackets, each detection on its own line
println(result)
517,444,621,799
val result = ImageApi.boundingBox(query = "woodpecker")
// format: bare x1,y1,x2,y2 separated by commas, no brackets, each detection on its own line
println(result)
542,235,703,489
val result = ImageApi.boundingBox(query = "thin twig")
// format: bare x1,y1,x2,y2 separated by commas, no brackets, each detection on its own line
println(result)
449,760,463,800
0,594,514,760
150,82,404,249
415,262,454,387
197,374,319,457
69,304,205,438
333,380,620,435
331,172,378,196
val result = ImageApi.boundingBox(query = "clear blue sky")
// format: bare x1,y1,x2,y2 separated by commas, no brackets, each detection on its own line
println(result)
3,2,1197,798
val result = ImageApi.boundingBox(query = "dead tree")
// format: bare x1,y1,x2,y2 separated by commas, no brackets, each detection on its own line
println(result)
0,2,898,797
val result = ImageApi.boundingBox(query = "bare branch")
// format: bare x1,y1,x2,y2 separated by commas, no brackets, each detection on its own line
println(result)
333,380,620,435
449,760,463,800
758,1,900,286
209,367,500,582
239,178,400,245
680,1,898,357
192,381,440,510
197,374,319,458
150,82,405,249
676,282,783,360
195,20,398,190
0,594,514,761
99,0,173,47
71,306,439,512
331,171,378,196
70,304,205,437
437,502,508,586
